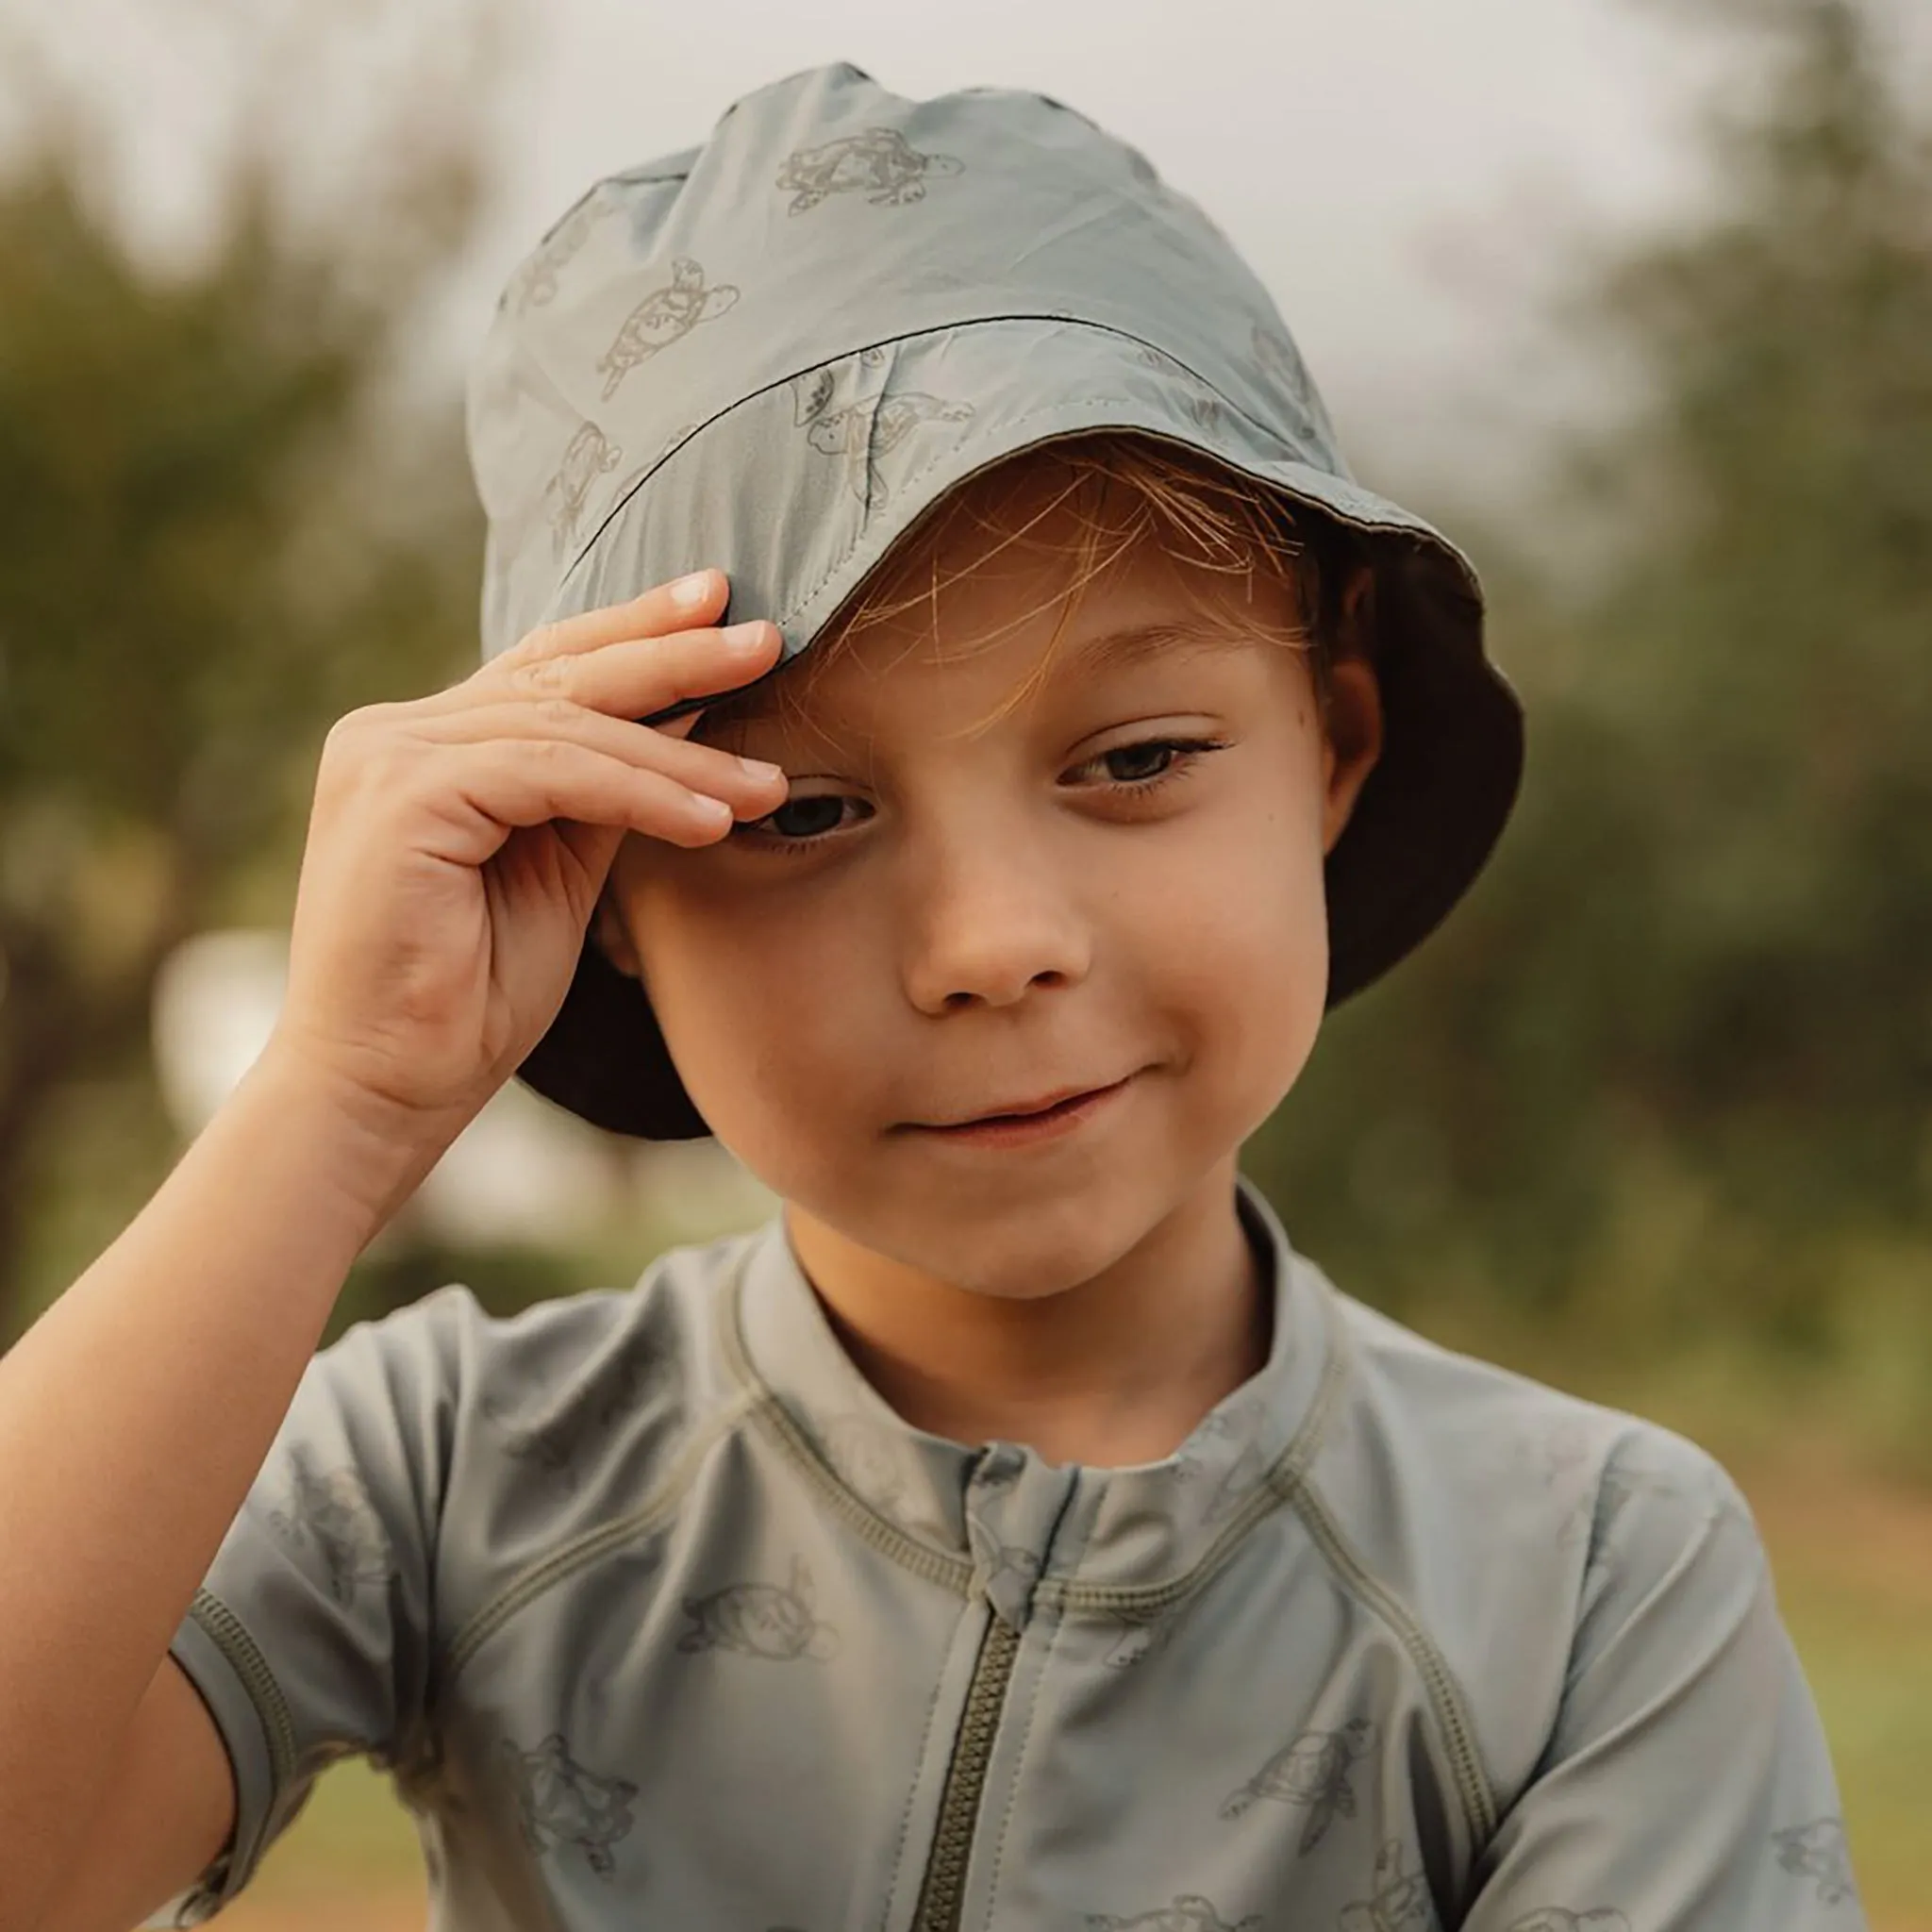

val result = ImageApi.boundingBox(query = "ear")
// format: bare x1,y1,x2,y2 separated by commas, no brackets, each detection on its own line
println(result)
591,885,644,982
1320,566,1384,856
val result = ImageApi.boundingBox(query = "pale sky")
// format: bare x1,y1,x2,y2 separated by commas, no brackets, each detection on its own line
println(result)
9,0,1927,496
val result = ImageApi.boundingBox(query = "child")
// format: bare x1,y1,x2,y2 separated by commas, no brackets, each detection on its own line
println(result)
1,62,1863,1932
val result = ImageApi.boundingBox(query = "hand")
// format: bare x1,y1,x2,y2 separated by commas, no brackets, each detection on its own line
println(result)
263,569,784,1143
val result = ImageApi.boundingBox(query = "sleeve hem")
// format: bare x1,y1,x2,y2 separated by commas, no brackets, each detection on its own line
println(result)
160,1588,295,1916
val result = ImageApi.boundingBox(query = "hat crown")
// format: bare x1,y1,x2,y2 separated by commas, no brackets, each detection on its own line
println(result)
467,63,1349,661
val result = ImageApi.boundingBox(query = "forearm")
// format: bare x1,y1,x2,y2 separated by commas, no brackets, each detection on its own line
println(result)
0,1043,443,1914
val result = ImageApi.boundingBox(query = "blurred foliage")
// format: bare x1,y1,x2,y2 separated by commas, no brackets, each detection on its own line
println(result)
0,3,501,1337
1250,0,1932,1473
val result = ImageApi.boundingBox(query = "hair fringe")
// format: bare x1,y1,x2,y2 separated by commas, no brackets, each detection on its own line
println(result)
726,429,1370,742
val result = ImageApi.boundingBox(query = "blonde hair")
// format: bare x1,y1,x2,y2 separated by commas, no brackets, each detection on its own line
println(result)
703,428,1373,743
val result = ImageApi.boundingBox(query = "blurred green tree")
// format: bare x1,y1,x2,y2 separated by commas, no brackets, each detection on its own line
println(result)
0,5,504,1341
1254,0,1931,1388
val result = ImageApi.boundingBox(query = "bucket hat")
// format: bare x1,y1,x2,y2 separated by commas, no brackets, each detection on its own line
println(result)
465,61,1524,1140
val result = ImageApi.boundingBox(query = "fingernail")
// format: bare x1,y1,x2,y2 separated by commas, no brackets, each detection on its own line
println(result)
737,756,784,781
669,570,716,608
721,620,772,650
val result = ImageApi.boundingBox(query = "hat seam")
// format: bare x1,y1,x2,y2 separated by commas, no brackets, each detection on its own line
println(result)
551,310,1460,621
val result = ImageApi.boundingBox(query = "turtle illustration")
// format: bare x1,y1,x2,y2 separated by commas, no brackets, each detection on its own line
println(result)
775,127,964,213
499,1732,638,1878
1772,1817,1857,1906
508,193,614,312
486,1330,670,1490
1249,321,1333,453
1339,1840,1436,1932
594,257,740,401
799,392,975,504
1218,1717,1378,1853
678,1553,841,1661
267,1459,390,1607
1085,1894,1262,1932
1100,1608,1173,1669
545,421,624,558
1505,1911,1630,1932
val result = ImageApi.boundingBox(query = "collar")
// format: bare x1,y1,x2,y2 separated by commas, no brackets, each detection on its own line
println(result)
725,1172,1341,1607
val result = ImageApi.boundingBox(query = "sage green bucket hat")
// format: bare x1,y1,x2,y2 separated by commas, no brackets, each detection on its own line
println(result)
466,61,1524,1141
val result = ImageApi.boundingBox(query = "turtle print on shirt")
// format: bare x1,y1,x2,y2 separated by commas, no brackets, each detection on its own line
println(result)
1340,1840,1437,1932
483,1330,672,1491
1219,1718,1378,1853
1772,1818,1858,1906
499,1733,638,1878
1085,1896,1262,1932
677,1554,841,1661
265,1457,390,1608
1503,1911,1630,1932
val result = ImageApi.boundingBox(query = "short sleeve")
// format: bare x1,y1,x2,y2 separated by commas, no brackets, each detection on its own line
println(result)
1462,1428,1868,1930
147,1287,470,1927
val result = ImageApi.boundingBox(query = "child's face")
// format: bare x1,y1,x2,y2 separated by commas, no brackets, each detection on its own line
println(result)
595,469,1382,1299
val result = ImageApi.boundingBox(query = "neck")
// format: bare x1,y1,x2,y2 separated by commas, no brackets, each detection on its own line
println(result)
780,1159,1271,1469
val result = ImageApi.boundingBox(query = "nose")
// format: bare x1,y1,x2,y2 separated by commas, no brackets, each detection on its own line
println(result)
898,817,1092,1014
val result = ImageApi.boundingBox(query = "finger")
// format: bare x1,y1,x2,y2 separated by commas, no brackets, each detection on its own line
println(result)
411,698,788,807
504,569,730,664
433,740,744,869
475,617,785,724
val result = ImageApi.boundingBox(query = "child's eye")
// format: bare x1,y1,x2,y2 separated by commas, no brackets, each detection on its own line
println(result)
729,736,1228,856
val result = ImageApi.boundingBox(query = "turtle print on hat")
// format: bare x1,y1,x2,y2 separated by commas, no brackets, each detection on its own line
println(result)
1772,1818,1858,1906
1084,1895,1262,1932
507,192,615,314
499,1733,638,1878
545,421,624,559
1249,321,1336,455
776,127,964,213
1503,1912,1630,1932
1218,1717,1378,1853
677,1553,841,1661
1339,1840,1437,1932
266,1457,390,1608
791,374,975,506
593,258,740,401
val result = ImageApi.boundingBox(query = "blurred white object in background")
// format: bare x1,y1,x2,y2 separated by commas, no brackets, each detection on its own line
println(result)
152,930,774,1253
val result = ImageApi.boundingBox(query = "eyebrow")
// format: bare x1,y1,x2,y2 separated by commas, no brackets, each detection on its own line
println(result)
1068,620,1263,675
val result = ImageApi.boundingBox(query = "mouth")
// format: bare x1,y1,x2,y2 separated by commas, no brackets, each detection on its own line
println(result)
903,1073,1138,1144
921,1078,1124,1128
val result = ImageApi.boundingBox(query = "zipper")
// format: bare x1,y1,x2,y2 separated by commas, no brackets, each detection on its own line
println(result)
908,1609,1024,1932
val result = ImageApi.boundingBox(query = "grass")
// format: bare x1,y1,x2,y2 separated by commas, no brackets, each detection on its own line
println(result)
208,1449,1932,1931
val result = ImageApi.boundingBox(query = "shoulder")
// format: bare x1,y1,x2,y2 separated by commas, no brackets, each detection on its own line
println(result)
1315,1275,1748,1564
288,1222,764,1521
1293,1267,1761,1796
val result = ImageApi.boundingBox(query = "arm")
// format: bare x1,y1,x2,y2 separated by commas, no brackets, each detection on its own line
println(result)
1461,1433,1866,1930
1,569,779,1931
0,1049,434,1932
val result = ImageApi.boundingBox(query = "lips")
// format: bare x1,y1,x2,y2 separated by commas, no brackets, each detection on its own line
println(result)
918,1077,1124,1128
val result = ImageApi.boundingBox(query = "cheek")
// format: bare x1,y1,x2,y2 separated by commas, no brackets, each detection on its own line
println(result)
1141,784,1331,1092
626,874,864,1150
